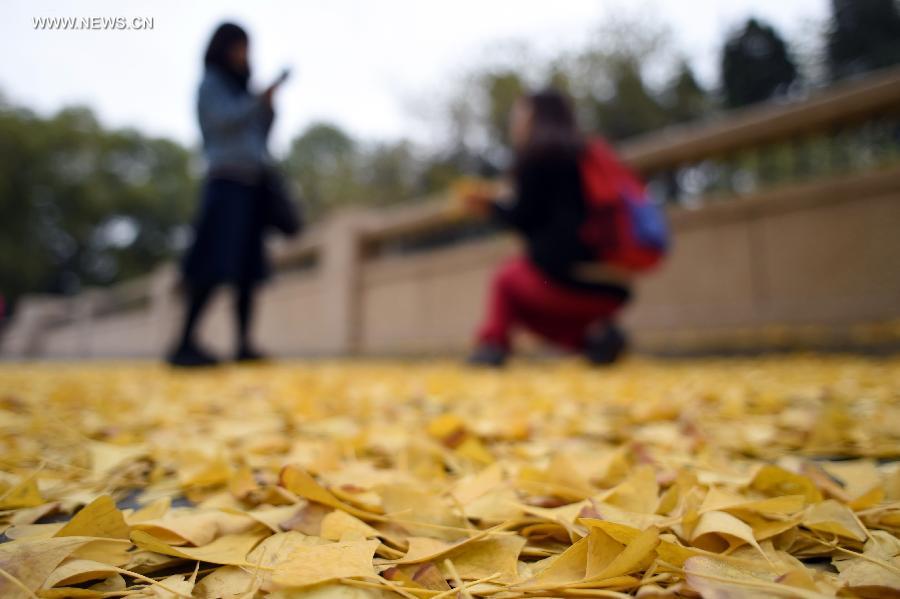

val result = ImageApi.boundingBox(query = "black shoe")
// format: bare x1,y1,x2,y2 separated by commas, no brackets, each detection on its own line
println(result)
467,343,509,367
167,342,220,368
235,346,268,363
584,324,627,365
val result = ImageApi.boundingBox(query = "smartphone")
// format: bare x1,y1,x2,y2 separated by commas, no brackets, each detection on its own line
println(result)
275,67,291,86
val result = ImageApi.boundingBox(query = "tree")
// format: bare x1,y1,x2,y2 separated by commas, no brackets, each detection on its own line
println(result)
827,0,900,81
283,122,359,218
721,18,798,108
568,12,676,140
0,101,196,310
481,70,526,149
284,123,445,215
356,141,420,206
662,62,711,124
587,59,670,140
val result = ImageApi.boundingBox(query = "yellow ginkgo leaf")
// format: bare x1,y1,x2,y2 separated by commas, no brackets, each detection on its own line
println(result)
178,452,232,488
378,483,469,541
151,571,197,599
132,509,258,546
463,487,521,523
4,522,63,541
270,539,379,588
280,465,378,520
436,534,525,583
600,465,659,514
267,582,391,598
395,536,453,563
690,510,767,557
385,562,452,591
700,487,805,516
230,505,303,533
192,565,256,599
130,528,267,566
656,536,704,567
517,500,590,535
580,508,664,540
126,497,171,524
834,529,900,591
0,536,114,599
750,465,822,504
245,530,331,576
320,510,381,542
42,558,120,588
580,519,642,545
88,441,147,477
684,556,784,599
521,534,589,587
455,436,494,465
55,495,130,540
450,462,505,506
585,528,625,578
227,467,259,500
0,477,44,510
517,454,596,501
427,413,465,440
582,526,659,582
803,499,868,542
731,510,802,541
821,460,882,501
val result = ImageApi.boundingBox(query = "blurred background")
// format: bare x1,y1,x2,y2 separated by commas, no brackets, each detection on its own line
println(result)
1,0,899,358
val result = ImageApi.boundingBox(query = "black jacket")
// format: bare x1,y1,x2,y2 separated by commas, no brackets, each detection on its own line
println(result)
491,153,631,301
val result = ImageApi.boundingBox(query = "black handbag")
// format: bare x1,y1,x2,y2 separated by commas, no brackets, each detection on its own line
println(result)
261,165,303,237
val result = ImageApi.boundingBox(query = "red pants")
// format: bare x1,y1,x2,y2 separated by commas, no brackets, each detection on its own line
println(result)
476,256,625,352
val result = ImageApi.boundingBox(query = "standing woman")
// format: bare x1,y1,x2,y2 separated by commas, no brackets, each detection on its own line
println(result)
463,90,640,366
168,22,286,367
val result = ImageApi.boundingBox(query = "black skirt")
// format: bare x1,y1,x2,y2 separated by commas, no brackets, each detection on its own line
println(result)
182,177,270,286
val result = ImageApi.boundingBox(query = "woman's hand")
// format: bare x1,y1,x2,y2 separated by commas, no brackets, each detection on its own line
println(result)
454,178,503,217
462,189,496,216
262,70,290,106
262,82,280,106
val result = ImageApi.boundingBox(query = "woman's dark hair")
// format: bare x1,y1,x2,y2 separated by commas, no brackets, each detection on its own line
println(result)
514,88,584,171
204,22,250,92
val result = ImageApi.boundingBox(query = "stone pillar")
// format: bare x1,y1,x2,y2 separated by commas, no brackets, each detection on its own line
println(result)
74,290,99,359
0,296,63,358
148,265,180,356
318,212,365,355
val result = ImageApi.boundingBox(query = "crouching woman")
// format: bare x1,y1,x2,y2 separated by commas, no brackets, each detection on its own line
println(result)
463,89,664,366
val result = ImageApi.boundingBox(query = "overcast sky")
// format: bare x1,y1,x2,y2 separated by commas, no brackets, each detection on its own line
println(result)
2,0,828,154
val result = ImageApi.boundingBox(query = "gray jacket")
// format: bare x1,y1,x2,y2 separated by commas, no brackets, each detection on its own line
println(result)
197,66,274,180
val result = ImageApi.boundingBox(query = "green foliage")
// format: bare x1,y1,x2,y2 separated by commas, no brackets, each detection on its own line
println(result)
481,70,526,147
282,122,431,219
586,60,670,140
283,122,358,217
663,62,711,125
0,102,196,308
437,14,715,152
571,14,677,139
827,0,900,82
356,140,420,206
721,18,798,108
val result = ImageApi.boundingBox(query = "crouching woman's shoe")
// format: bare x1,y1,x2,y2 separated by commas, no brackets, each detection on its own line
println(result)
584,323,627,365
467,343,509,368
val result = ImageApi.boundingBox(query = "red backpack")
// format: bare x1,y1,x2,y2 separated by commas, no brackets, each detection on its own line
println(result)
578,138,669,272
